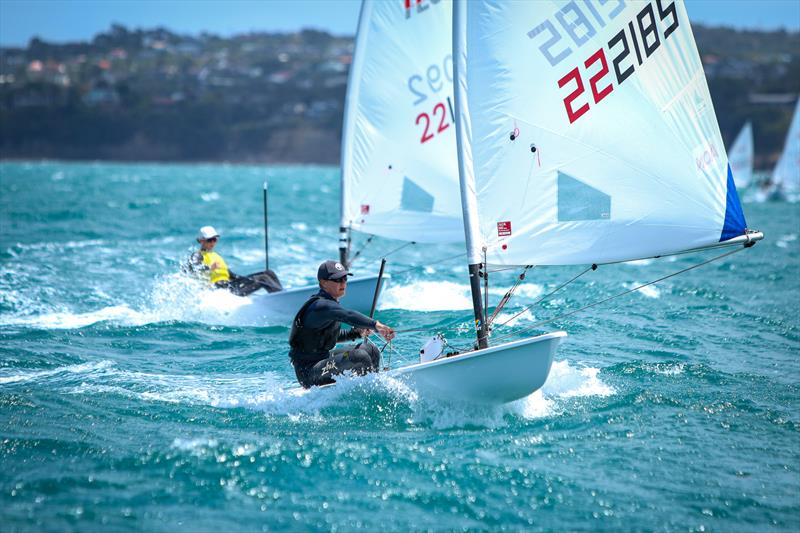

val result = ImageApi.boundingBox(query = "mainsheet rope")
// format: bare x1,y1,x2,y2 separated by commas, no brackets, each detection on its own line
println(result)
387,245,747,349
487,245,747,346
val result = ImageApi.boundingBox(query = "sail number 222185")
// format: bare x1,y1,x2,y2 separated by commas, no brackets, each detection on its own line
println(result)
528,0,680,124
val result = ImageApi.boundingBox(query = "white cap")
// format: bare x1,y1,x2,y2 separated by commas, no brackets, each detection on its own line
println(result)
197,226,219,241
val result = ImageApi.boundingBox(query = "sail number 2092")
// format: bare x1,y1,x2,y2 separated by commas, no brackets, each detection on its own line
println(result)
529,0,680,124
408,54,454,144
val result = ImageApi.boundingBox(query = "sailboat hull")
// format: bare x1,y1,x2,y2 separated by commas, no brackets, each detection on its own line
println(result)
387,331,566,404
244,275,387,319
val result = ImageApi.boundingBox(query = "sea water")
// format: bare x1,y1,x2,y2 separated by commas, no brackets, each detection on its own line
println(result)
1,161,797,532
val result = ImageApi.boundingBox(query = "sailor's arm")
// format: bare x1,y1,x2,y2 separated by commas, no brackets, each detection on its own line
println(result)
310,301,395,341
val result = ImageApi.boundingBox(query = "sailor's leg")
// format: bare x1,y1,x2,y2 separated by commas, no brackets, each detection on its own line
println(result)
330,344,374,376
353,339,381,370
295,360,336,388
227,275,262,296
243,270,283,293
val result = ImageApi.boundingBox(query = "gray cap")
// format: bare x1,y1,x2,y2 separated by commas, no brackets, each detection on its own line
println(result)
317,260,352,281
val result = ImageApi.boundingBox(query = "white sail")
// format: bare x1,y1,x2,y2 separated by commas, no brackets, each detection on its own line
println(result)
454,0,748,266
729,121,753,189
340,0,463,243
773,98,800,195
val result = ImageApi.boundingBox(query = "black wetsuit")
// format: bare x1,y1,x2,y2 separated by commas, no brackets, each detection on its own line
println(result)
289,289,381,388
183,252,283,296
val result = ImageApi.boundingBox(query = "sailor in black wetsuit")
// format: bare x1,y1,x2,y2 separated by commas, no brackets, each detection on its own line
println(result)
289,260,395,388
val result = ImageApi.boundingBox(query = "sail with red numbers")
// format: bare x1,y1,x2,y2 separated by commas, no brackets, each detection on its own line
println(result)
339,0,463,252
453,0,759,268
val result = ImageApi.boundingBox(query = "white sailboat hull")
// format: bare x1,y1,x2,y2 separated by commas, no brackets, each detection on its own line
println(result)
245,275,387,319
386,331,566,404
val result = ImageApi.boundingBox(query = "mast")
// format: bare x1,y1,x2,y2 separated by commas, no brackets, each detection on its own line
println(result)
453,0,488,350
338,0,370,268
264,180,269,270
339,226,350,267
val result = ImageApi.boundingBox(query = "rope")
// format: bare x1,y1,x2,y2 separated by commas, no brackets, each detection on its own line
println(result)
382,241,416,258
354,240,416,268
493,264,596,329
488,246,746,345
486,264,529,273
348,235,374,266
487,265,533,326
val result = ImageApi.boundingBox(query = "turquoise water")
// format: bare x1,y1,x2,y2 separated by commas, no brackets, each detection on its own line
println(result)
1,161,798,532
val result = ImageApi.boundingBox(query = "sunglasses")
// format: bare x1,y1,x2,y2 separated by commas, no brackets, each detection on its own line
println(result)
206,237,218,243
332,277,348,284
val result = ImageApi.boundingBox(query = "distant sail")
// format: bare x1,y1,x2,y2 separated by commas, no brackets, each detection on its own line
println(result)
454,0,747,266
773,98,800,195
340,0,463,243
729,122,753,189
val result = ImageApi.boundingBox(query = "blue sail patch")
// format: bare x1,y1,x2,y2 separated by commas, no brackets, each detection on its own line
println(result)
720,164,747,241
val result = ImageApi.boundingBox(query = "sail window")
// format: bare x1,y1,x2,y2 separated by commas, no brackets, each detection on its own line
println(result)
401,176,435,213
557,172,611,221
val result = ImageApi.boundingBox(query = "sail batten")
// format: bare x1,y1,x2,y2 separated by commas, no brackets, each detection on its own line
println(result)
453,0,749,267
340,0,463,244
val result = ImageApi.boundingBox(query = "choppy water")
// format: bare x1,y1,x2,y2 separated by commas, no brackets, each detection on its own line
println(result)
1,161,798,532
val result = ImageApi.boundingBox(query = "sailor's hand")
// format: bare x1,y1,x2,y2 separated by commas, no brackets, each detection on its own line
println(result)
210,261,220,270
375,321,395,341
355,327,370,338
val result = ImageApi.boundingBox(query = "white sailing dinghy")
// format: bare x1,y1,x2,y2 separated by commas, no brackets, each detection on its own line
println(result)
308,0,763,404
771,98,800,201
337,0,464,265
729,122,754,190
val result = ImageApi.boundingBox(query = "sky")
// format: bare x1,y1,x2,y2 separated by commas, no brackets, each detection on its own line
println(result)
0,0,798,47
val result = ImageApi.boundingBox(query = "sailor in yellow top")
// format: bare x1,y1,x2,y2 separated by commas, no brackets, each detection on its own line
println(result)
184,226,283,296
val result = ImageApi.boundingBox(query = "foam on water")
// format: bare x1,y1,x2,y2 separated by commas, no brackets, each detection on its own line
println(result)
1,305,144,329
381,280,544,312
381,280,472,311
0,360,114,384
34,353,615,431
624,281,662,299
776,233,797,248
491,308,537,326
0,273,279,329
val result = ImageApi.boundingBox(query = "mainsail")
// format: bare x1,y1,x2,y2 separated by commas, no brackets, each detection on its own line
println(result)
340,0,463,249
729,122,753,189
772,98,800,196
454,0,749,267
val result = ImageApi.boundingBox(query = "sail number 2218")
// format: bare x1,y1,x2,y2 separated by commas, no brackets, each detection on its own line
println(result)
528,0,680,124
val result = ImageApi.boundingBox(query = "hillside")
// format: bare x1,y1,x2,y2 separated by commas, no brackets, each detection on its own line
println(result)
1,23,798,167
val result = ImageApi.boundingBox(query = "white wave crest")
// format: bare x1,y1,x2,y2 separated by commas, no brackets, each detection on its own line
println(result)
776,233,797,248
510,360,615,420
1,305,144,329
381,281,473,311
0,360,114,385
624,282,661,299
